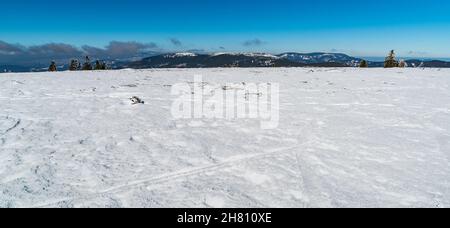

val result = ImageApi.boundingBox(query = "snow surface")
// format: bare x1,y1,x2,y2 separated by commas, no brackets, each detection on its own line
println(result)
0,68,449,208
165,53,198,58
212,52,280,58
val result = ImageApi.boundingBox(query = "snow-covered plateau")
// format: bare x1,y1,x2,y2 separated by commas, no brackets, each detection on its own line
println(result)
0,68,449,208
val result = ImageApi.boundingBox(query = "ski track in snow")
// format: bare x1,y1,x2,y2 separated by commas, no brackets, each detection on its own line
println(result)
31,146,298,208
0,68,449,208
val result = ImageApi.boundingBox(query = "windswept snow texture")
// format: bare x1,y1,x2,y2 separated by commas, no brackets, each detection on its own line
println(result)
1,68,449,208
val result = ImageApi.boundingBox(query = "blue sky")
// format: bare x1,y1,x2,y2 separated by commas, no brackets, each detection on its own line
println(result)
1,0,450,57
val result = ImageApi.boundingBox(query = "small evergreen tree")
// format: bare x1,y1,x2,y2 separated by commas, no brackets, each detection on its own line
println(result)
48,61,57,72
69,59,80,71
384,50,398,68
359,60,369,68
82,56,93,71
398,59,407,68
95,60,102,70
94,60,108,70
101,61,108,70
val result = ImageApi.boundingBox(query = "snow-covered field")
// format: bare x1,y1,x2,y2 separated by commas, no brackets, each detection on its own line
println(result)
0,68,449,208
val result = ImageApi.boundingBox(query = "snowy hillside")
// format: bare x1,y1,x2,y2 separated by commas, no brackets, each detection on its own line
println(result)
1,68,449,208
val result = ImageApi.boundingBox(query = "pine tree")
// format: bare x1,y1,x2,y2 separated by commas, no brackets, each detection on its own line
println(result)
48,61,57,72
69,59,80,71
82,56,93,71
95,60,102,70
359,60,369,68
101,61,108,70
94,60,108,70
384,50,398,68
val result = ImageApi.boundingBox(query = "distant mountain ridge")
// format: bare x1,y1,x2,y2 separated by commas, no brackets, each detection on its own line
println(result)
127,52,306,68
277,52,362,66
126,52,366,69
2,52,450,72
